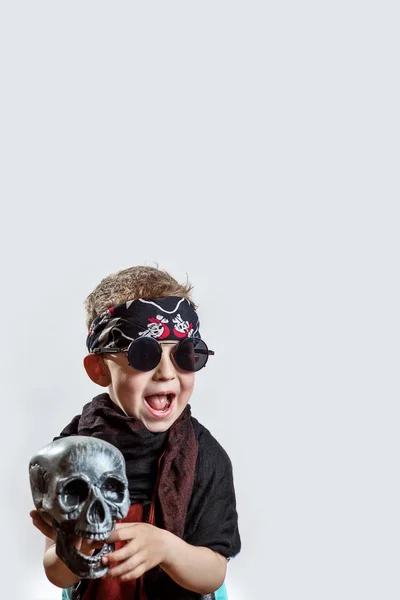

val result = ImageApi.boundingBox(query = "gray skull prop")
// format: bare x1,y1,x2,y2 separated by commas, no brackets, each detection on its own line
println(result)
29,436,130,579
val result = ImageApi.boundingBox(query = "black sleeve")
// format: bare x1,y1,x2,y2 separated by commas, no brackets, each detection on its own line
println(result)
183,420,241,559
52,414,81,440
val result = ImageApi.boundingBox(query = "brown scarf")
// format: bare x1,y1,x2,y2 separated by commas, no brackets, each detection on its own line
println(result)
55,392,199,538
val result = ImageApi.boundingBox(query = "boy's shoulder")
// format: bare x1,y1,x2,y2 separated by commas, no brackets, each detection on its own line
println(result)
184,417,240,557
190,416,233,472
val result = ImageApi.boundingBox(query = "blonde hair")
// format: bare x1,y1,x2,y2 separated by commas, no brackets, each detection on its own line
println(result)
84,265,196,329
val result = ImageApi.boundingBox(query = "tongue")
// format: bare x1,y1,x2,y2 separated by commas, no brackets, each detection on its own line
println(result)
145,394,169,411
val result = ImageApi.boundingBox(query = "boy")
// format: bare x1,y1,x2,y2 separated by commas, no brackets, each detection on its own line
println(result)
30,265,241,600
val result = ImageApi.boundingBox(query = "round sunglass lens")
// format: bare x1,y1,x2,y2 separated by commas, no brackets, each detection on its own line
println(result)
127,337,162,372
174,337,209,372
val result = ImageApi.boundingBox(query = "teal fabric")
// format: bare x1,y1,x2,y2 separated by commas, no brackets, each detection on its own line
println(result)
215,582,228,600
62,581,228,599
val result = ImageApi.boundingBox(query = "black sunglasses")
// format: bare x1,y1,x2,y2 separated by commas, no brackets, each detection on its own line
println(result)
98,336,214,373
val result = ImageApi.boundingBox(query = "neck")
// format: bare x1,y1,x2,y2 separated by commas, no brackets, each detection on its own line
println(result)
108,387,129,416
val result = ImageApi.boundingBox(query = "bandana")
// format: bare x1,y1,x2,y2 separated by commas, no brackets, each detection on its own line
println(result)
87,296,200,354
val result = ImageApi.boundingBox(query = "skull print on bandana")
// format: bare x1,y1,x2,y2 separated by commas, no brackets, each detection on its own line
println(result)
86,296,200,354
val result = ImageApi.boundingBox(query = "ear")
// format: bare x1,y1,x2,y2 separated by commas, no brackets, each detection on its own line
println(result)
83,354,111,387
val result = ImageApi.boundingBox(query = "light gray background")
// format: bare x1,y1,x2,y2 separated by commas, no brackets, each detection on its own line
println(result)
1,2,398,599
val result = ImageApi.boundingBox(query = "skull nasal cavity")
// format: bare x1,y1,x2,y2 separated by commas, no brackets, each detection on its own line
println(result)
88,500,106,524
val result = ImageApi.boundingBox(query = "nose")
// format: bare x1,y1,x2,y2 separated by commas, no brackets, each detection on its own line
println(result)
87,498,106,525
153,346,176,381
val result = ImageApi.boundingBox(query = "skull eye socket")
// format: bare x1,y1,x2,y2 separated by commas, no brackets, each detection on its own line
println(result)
61,479,89,508
101,477,125,503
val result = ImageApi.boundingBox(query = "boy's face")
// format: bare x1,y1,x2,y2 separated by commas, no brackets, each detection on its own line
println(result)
101,342,195,432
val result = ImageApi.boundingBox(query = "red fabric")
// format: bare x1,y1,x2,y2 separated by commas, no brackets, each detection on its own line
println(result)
82,503,145,600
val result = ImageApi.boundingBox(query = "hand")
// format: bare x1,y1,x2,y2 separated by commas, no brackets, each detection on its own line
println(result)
30,510,103,556
30,509,56,542
101,522,170,581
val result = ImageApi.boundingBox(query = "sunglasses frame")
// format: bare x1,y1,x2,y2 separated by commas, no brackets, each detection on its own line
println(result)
96,336,215,373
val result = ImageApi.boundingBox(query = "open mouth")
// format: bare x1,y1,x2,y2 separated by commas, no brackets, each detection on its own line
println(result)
69,528,112,563
70,540,112,563
57,528,114,578
144,393,175,417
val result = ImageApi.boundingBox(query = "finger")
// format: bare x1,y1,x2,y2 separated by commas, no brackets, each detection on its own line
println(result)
77,543,96,557
30,510,52,528
79,539,105,556
91,541,105,550
79,537,104,549
106,526,139,544
114,522,139,529
30,510,45,525
30,513,55,540
102,541,139,565
119,562,147,582
107,554,143,578
31,510,53,527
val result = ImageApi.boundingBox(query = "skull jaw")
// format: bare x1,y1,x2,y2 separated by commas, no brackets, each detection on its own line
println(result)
55,523,114,579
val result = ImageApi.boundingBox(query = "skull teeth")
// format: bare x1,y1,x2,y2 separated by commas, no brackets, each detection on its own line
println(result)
75,530,110,541
70,542,112,563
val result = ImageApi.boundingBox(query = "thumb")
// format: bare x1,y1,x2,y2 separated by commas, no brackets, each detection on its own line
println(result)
30,510,56,541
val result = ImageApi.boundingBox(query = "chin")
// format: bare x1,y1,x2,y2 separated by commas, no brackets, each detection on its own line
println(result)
144,419,173,433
